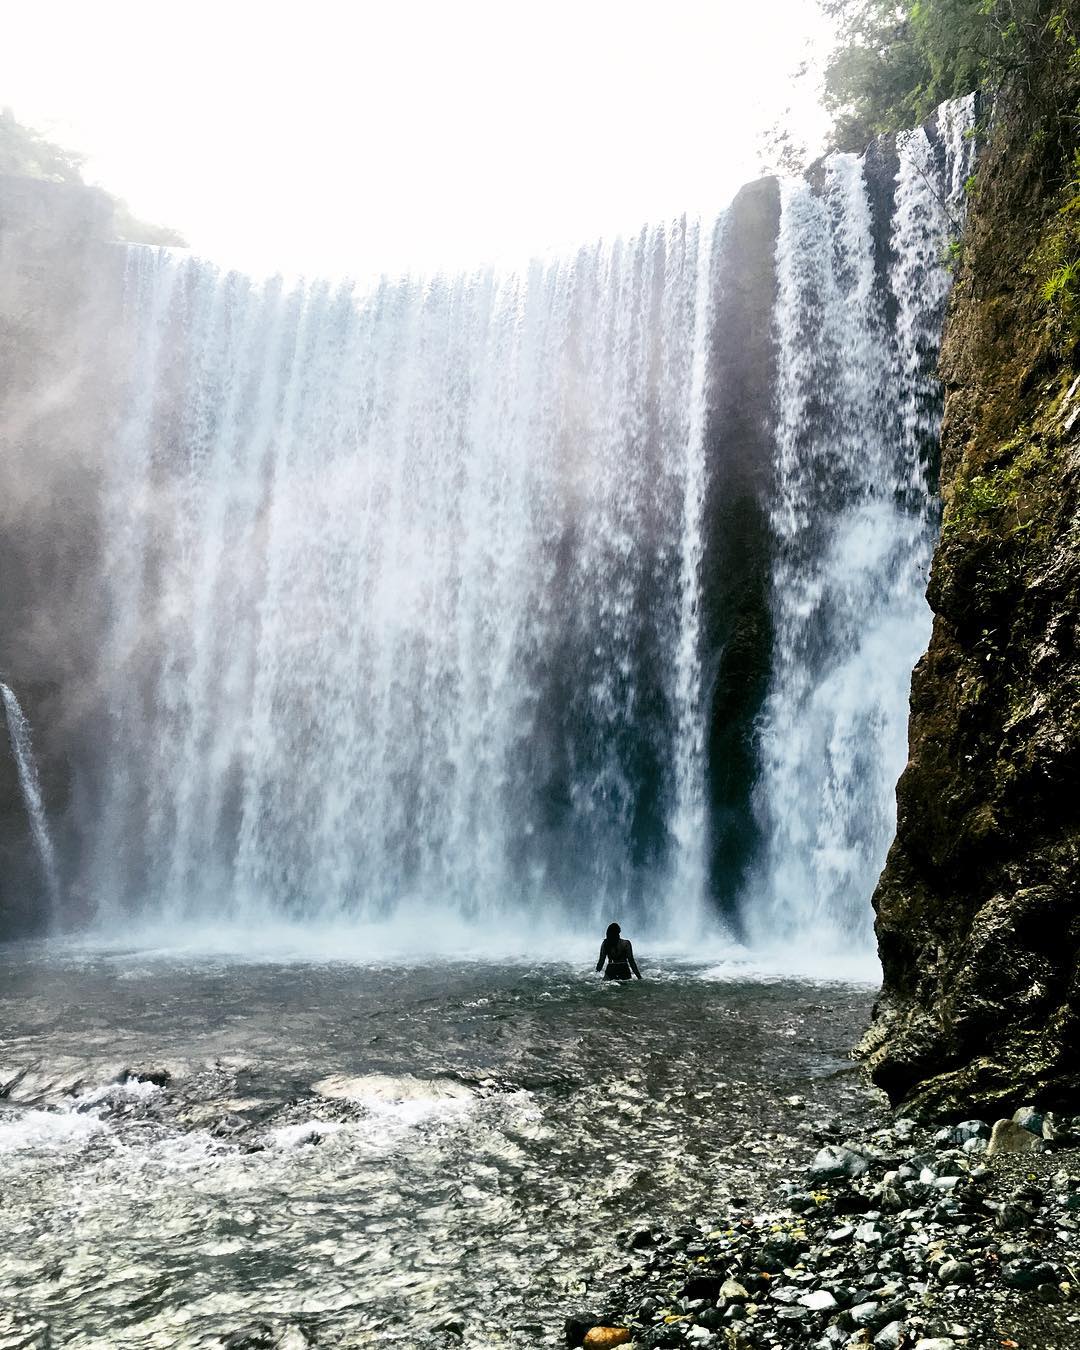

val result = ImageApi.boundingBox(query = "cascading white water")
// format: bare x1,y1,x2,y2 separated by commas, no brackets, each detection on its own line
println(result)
1,682,62,920
90,220,718,938
667,218,720,939
69,96,977,954
746,97,977,952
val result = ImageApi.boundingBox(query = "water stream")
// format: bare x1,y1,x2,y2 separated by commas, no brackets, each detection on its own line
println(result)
1,682,61,922
746,98,977,950
0,950,878,1348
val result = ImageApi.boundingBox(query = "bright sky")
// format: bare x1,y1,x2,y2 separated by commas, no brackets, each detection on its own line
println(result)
0,0,834,279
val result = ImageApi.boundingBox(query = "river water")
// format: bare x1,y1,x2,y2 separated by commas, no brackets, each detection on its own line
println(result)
0,950,877,1348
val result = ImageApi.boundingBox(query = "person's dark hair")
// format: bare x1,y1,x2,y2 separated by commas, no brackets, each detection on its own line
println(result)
605,922,621,942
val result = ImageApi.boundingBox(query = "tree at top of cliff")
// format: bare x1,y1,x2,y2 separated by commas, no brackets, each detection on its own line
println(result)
823,0,1079,151
0,105,185,248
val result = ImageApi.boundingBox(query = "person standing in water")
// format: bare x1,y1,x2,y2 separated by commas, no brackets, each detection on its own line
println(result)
595,923,642,980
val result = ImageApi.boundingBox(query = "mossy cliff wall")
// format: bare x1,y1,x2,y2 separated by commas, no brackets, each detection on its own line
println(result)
862,73,1080,1115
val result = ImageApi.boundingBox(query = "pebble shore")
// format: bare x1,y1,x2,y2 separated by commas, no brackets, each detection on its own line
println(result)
568,1104,1080,1350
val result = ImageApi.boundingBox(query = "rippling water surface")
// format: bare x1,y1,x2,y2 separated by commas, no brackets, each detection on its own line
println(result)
0,949,877,1347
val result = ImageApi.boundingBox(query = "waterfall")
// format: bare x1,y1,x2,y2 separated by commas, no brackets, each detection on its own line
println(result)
63,96,977,954
746,96,977,952
90,220,718,938
1,682,62,920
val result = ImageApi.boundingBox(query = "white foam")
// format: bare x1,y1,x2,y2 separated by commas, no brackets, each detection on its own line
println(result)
44,911,740,965
698,947,880,986
74,1077,164,1107
269,1120,347,1149
0,1108,107,1154
312,1073,473,1105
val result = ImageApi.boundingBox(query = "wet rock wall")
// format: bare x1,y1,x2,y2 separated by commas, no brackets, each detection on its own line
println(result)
862,75,1080,1115
0,176,118,934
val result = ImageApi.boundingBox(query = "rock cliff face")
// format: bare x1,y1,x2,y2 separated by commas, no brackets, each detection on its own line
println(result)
701,177,780,923
862,78,1080,1115
0,178,118,934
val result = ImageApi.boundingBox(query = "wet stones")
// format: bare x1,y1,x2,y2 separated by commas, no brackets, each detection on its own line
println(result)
756,1230,807,1271
873,1320,905,1349
808,1144,871,1184
948,1120,989,1146
1011,1106,1044,1137
681,1275,724,1302
935,1259,975,1286
1001,1258,1061,1290
581,1101,1080,1350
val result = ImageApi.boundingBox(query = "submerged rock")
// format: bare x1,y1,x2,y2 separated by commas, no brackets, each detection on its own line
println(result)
221,1324,277,1349
124,1066,172,1087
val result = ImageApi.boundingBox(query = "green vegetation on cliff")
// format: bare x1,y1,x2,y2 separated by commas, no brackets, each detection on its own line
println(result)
827,3,1080,352
0,106,185,247
852,2,1080,1114
824,0,1079,151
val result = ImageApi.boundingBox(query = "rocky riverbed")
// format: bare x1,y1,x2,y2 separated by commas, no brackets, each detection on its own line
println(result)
6,946,1072,1350
0,945,880,1349
572,1107,1080,1350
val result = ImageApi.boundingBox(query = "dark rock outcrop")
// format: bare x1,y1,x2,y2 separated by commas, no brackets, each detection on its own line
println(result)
861,76,1080,1115
701,177,780,919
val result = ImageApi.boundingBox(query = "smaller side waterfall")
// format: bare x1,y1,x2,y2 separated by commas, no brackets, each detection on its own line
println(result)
745,96,978,954
1,682,62,921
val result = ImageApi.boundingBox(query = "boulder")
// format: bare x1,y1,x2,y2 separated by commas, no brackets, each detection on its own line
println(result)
987,1118,1045,1157
1012,1106,1044,1136
809,1144,871,1184
936,1259,975,1286
949,1120,989,1145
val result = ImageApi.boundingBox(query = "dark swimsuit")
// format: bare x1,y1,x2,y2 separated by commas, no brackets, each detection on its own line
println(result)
597,937,640,981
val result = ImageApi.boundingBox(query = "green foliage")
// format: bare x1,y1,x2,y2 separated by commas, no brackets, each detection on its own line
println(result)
823,1,1079,151
1042,257,1080,312
942,237,964,271
1033,149,1080,349
947,473,1007,531
0,107,83,182
111,202,187,248
0,106,185,248
942,436,1053,542
826,1,1080,347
